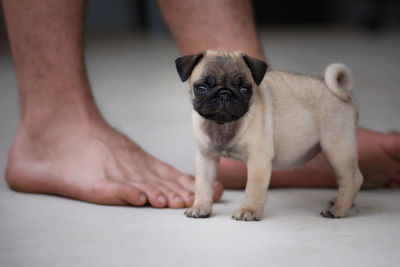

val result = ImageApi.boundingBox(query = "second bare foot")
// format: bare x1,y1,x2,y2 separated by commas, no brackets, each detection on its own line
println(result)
218,128,400,189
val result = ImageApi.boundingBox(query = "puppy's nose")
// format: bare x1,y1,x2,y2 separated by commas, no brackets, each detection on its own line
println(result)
219,93,230,102
218,90,232,103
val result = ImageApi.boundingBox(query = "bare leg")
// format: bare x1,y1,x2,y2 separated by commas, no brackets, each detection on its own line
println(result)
3,0,223,208
158,0,265,60
160,0,400,190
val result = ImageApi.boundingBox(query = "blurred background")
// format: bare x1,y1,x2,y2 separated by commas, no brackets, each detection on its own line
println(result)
1,0,400,36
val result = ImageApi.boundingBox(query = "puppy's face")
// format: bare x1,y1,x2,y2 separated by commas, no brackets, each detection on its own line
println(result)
175,51,267,124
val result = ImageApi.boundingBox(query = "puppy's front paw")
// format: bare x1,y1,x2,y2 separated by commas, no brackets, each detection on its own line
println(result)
320,206,348,218
328,197,354,208
232,207,263,221
185,203,212,218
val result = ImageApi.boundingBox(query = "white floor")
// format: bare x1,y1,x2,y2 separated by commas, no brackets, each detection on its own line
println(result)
0,28,399,267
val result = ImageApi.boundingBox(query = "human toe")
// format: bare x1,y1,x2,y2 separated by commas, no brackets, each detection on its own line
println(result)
134,181,168,208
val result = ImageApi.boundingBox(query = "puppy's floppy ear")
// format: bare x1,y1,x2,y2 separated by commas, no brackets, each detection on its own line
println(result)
175,52,204,82
243,55,268,85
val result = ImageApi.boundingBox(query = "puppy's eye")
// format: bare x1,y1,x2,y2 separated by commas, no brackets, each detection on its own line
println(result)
195,85,208,94
240,87,249,94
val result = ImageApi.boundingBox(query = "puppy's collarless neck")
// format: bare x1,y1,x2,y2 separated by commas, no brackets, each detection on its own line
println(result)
202,119,239,149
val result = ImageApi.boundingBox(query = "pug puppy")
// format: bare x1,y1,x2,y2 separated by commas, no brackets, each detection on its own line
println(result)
175,50,363,221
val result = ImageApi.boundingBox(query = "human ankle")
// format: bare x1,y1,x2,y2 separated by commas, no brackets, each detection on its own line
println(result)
21,98,103,136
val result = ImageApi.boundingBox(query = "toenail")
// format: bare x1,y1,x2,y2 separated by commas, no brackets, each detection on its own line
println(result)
174,196,183,203
139,194,146,202
158,196,167,203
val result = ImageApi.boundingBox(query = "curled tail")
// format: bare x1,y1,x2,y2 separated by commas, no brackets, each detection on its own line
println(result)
324,63,353,102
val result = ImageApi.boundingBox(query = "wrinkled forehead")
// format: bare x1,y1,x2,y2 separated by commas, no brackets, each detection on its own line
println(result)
189,53,250,86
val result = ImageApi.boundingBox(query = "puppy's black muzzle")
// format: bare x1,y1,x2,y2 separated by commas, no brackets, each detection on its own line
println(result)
193,85,251,125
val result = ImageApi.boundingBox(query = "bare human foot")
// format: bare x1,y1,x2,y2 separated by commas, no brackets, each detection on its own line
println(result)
218,129,400,189
358,129,400,188
6,116,223,208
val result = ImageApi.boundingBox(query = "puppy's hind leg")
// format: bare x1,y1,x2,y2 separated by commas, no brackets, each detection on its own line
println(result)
320,126,363,218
